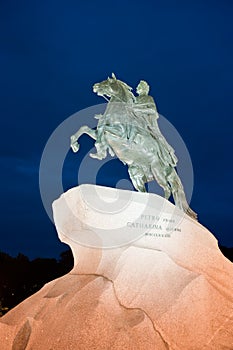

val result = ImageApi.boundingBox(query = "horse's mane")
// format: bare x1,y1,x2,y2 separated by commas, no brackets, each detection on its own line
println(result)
118,80,133,91
114,79,135,101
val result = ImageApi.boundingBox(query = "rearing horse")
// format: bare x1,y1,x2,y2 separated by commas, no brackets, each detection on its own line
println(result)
70,74,197,220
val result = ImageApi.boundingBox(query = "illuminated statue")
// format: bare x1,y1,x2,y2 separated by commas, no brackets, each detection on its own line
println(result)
70,73,197,220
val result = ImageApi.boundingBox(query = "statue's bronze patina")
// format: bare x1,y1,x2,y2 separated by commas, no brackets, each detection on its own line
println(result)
70,73,197,220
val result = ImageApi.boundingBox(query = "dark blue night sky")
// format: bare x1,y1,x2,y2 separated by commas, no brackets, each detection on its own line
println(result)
0,0,232,259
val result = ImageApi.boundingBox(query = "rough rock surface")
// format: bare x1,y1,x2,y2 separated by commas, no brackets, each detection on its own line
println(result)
0,185,233,349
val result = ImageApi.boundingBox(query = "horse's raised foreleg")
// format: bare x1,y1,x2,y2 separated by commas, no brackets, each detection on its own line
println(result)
70,126,97,153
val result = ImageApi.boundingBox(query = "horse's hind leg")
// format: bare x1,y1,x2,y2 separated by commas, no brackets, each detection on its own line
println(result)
150,161,171,199
128,165,147,192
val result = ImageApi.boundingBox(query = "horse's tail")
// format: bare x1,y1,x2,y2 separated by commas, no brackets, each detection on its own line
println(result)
168,170,198,221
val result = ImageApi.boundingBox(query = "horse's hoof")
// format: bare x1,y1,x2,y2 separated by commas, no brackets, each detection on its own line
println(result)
90,152,103,160
70,135,76,143
71,142,79,153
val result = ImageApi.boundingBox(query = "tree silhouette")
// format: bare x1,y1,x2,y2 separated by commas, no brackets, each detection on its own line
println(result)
0,249,73,316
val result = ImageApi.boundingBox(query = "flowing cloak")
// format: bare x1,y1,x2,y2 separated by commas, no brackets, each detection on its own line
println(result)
130,95,178,167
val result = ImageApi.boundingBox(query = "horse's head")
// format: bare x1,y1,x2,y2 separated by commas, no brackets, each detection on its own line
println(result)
93,73,119,98
93,73,134,102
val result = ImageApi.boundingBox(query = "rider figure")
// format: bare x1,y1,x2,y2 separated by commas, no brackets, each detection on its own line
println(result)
133,80,159,128
132,80,178,167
